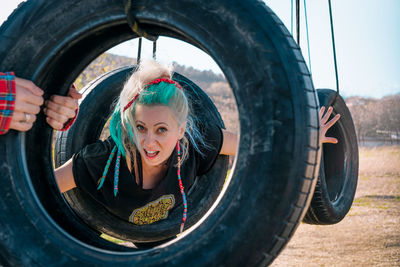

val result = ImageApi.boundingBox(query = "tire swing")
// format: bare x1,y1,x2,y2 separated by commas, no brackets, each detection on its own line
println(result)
303,89,359,224
54,66,229,243
0,0,321,265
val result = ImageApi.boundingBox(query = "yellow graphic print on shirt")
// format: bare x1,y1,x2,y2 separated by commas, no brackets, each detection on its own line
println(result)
129,194,175,225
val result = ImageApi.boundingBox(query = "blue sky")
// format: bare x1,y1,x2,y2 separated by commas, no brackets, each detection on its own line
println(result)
1,0,399,98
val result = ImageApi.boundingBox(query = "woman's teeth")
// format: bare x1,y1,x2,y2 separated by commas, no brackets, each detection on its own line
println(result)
145,149,159,158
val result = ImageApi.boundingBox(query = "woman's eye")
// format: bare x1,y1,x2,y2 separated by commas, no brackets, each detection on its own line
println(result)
137,125,145,131
158,127,167,133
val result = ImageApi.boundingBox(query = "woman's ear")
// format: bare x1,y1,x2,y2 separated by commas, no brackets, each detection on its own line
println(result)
178,121,187,139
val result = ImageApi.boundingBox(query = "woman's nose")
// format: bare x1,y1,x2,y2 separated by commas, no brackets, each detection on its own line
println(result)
143,133,157,147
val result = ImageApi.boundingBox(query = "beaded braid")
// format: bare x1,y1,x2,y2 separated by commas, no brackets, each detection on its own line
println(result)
114,149,122,196
97,145,117,190
96,144,121,196
177,140,187,233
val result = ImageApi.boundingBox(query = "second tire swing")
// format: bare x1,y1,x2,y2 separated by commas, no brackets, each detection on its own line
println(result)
303,89,359,225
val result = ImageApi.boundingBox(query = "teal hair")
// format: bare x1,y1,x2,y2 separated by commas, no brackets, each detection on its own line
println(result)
139,82,177,106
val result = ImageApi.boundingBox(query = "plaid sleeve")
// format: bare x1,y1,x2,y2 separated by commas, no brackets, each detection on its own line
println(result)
0,72,16,135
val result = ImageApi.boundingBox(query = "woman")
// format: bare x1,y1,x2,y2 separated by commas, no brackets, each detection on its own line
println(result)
55,59,339,232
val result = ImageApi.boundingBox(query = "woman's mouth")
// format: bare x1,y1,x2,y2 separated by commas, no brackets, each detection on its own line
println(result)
144,149,160,159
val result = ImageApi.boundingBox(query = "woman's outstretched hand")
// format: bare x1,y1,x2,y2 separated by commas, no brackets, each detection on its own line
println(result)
319,106,340,144
220,105,340,156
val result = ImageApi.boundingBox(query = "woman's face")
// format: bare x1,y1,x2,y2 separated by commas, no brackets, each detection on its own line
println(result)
134,104,186,167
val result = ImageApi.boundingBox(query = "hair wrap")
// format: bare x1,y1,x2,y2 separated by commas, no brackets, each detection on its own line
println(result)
123,78,183,112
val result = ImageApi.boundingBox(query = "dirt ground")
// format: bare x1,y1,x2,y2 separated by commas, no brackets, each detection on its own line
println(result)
272,146,400,267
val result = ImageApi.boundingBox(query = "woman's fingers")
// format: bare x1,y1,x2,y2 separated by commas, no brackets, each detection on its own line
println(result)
49,94,79,110
14,77,44,96
43,107,69,127
8,77,43,132
14,77,44,111
45,100,76,118
15,90,44,106
9,120,33,132
46,117,64,130
319,106,341,144
15,78,44,106
320,106,333,125
325,113,341,130
43,85,80,130
323,136,338,144
319,106,325,121
14,99,41,114
68,86,82,100
9,111,36,132
44,92,79,130
11,111,37,123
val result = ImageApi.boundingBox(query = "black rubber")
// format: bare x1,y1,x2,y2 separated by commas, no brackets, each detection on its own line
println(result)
0,0,321,265
54,67,229,243
303,89,359,225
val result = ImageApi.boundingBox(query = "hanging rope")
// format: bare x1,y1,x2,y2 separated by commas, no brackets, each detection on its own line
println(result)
152,40,157,60
137,37,142,64
328,0,340,97
296,0,300,44
124,0,158,41
291,0,294,35
303,0,312,74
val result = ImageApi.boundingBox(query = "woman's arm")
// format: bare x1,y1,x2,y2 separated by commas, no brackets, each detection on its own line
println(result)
220,129,238,156
54,158,77,193
220,106,341,156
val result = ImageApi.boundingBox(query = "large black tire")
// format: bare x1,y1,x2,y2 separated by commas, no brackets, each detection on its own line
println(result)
303,89,359,225
54,67,229,243
0,0,321,265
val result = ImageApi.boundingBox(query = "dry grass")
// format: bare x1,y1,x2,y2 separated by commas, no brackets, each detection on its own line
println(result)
359,146,400,177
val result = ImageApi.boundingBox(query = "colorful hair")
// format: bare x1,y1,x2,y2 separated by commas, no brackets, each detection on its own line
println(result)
108,60,207,166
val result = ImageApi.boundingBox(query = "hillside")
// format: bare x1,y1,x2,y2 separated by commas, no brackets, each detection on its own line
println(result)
74,53,238,132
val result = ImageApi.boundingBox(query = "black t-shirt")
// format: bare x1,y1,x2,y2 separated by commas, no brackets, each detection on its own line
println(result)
72,123,223,225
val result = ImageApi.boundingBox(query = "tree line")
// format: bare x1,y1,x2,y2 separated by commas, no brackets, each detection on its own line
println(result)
346,94,400,144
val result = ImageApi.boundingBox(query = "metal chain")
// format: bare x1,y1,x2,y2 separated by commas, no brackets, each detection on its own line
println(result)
152,40,157,60
137,37,142,64
328,0,340,96
304,0,312,74
296,0,300,44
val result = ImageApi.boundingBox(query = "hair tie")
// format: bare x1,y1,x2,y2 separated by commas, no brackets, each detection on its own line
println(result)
123,78,183,111
123,94,139,112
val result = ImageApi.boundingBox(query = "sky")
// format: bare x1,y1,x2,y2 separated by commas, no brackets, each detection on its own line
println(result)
1,0,399,98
